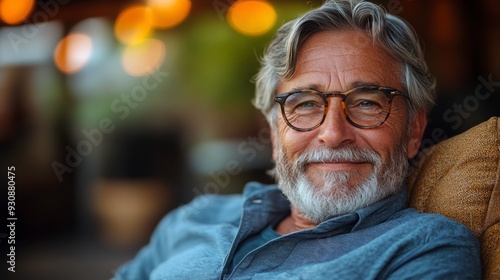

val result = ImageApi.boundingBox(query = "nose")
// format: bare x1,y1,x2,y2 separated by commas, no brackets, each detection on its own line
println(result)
316,98,356,148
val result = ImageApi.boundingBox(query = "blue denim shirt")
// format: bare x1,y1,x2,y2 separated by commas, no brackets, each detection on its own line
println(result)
114,182,481,279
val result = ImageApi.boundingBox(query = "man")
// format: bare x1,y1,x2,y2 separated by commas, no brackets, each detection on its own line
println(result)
115,0,481,279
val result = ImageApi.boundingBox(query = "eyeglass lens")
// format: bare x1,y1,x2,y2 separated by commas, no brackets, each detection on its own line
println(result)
282,88,391,130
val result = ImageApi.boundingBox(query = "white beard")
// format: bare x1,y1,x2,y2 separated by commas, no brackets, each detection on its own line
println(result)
274,143,409,224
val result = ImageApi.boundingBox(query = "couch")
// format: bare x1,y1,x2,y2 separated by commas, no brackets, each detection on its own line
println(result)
409,116,500,279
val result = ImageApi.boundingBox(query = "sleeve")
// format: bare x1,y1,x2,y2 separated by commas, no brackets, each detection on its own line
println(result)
113,245,159,280
112,207,181,280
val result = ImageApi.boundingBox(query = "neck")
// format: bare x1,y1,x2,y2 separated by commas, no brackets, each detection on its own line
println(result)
275,206,319,235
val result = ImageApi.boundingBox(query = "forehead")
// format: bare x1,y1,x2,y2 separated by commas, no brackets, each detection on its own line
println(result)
282,30,403,92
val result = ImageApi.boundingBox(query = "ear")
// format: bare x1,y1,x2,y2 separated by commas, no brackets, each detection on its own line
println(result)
407,110,428,159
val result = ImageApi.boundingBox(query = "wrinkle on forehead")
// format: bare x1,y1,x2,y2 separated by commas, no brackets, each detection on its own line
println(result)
282,30,402,93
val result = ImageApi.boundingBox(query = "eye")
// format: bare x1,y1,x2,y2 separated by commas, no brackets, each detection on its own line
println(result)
296,100,320,109
346,90,388,112
285,91,324,113
355,100,382,109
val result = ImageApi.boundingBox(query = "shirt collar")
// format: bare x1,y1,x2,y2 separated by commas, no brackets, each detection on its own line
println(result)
242,182,408,234
351,186,408,231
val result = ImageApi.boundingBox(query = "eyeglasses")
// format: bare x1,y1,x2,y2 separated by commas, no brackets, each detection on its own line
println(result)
274,86,408,132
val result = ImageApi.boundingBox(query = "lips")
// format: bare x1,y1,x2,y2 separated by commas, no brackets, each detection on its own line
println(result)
307,161,370,172
291,146,381,174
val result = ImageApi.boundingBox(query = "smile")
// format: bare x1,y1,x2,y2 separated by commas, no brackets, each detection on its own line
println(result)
307,161,371,172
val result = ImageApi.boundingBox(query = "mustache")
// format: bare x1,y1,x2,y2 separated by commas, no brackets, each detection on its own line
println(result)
293,146,382,170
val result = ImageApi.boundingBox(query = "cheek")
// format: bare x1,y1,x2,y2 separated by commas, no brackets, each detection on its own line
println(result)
277,121,313,159
358,113,410,162
382,101,411,144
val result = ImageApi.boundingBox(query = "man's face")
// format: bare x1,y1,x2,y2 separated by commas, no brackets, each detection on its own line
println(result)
273,30,426,222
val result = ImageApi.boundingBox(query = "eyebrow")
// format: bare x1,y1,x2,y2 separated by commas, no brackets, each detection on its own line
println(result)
350,81,382,88
288,81,384,92
289,84,320,91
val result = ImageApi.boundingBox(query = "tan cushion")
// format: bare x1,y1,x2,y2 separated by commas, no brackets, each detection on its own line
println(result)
408,116,500,280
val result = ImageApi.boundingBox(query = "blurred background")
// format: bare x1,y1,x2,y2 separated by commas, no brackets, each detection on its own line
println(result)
0,0,498,279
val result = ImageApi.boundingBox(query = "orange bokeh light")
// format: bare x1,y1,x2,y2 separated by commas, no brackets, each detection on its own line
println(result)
148,0,191,29
227,0,277,36
121,39,166,77
53,33,93,74
114,5,154,45
0,0,35,25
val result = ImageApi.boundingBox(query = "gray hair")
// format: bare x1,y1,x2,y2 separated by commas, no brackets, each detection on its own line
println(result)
253,0,435,126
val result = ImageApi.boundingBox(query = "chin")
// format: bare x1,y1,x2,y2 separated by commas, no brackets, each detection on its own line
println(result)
306,170,366,193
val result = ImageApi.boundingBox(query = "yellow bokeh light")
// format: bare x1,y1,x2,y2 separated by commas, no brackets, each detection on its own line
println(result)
114,5,153,45
227,0,277,36
0,0,35,25
53,33,93,74
148,0,191,29
121,39,166,77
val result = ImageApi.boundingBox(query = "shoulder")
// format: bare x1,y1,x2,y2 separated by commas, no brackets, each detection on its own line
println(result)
172,193,244,224
404,210,473,233
378,211,482,278
390,209,479,246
